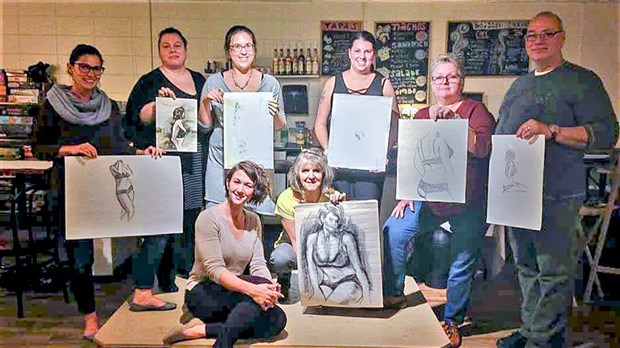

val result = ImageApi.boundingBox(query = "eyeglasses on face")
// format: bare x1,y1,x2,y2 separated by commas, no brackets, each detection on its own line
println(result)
74,62,105,75
525,30,563,42
431,74,461,85
229,43,255,53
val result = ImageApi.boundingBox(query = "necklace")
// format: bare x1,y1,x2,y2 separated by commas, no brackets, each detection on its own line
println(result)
231,69,253,91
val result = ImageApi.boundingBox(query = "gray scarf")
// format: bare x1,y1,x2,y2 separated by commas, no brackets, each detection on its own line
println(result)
46,84,112,125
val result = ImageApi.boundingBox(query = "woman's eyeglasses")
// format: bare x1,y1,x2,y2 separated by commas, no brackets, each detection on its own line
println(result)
229,43,255,53
74,62,105,75
430,74,461,85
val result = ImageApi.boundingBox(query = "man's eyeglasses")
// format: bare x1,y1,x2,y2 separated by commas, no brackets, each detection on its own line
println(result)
74,62,105,75
525,30,563,42
431,74,461,85
230,43,255,53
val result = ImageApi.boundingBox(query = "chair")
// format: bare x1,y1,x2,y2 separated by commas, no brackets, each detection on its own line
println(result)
580,150,620,303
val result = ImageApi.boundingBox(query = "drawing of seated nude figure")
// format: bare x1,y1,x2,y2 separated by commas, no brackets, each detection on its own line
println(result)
109,159,135,221
502,148,528,193
301,203,371,305
414,130,455,200
170,106,188,150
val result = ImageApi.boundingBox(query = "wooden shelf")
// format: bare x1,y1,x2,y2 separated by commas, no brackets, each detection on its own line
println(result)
273,75,320,79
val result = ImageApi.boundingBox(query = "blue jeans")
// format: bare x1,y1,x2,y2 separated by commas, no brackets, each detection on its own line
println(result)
382,201,423,297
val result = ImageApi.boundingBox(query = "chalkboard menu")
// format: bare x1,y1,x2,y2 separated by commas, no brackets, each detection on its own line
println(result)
321,21,363,76
375,22,430,106
447,20,529,76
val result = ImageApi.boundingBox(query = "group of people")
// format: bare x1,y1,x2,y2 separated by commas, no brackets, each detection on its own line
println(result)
32,10,617,348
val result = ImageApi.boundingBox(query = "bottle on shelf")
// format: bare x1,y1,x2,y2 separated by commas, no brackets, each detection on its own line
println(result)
278,46,285,76
272,45,279,75
297,43,306,75
305,45,313,76
284,45,292,75
292,43,299,75
311,42,320,75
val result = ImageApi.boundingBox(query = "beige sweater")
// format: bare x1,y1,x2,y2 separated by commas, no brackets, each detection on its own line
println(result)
187,206,271,291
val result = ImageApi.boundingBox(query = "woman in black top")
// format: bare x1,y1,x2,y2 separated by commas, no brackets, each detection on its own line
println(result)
124,27,207,310
313,31,400,202
33,44,161,339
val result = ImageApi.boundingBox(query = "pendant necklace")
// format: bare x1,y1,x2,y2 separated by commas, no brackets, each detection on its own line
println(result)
232,69,253,91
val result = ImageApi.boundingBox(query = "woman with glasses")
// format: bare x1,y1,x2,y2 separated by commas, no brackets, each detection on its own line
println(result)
163,161,286,347
200,25,286,214
382,54,495,347
33,44,162,339
313,31,400,202
124,27,207,310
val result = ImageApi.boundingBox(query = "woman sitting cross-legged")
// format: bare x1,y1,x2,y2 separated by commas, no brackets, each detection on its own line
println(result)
163,161,287,348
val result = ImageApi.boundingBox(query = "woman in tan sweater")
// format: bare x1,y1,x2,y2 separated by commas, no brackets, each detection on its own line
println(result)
164,161,286,347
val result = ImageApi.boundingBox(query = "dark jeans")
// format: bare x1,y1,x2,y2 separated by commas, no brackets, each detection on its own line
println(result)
333,169,385,202
133,208,200,289
65,239,96,314
509,197,581,347
185,275,287,348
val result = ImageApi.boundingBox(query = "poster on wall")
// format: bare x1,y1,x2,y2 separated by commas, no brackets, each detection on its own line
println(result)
487,135,545,231
396,119,469,203
223,92,274,170
64,156,183,240
374,21,430,118
295,200,383,308
327,94,392,171
321,21,363,76
447,20,529,76
155,97,198,152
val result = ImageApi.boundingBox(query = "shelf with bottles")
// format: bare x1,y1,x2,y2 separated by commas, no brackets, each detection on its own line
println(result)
272,74,320,79
272,41,321,77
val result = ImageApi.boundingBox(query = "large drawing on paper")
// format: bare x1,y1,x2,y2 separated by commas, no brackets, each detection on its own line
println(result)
155,97,198,152
487,135,545,230
328,94,392,171
396,119,468,203
295,200,382,308
64,156,183,240
223,92,273,169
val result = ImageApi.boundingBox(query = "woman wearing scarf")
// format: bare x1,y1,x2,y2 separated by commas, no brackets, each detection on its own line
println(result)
33,44,161,340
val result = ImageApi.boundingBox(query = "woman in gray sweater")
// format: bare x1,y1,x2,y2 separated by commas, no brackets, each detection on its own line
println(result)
163,161,286,347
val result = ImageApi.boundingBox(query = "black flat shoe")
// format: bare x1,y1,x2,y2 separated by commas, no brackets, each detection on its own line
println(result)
496,331,526,348
128,301,177,312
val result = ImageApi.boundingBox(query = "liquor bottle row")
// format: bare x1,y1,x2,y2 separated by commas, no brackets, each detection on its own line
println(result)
272,43,320,76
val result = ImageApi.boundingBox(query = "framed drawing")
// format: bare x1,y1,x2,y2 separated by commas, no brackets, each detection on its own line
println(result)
155,97,198,152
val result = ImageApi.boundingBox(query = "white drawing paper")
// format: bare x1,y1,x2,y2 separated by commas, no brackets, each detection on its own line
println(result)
223,92,274,169
155,97,198,152
295,200,383,308
327,94,393,171
396,119,469,203
487,135,545,231
64,155,183,240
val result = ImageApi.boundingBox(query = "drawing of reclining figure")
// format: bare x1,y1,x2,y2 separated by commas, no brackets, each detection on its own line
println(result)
502,148,528,193
109,159,135,221
414,130,455,199
301,203,371,305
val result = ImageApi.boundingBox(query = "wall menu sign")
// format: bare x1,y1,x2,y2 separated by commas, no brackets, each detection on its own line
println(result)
321,21,363,76
375,21,430,108
447,20,529,76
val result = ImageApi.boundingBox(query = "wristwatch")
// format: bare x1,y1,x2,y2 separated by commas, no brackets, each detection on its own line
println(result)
548,124,560,141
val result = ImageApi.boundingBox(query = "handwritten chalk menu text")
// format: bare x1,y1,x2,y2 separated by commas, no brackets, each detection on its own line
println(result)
321,21,363,76
447,20,529,76
375,22,430,105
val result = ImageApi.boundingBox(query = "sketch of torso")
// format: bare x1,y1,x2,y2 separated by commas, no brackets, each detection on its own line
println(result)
415,131,454,199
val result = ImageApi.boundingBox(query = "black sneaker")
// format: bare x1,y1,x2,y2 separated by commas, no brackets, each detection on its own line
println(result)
496,331,526,348
278,274,291,302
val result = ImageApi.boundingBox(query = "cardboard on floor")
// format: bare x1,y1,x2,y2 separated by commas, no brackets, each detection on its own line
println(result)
94,276,448,347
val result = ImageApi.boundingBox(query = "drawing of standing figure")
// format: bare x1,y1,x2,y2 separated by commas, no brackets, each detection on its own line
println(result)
170,106,188,150
502,148,528,193
110,159,135,221
301,203,371,305
414,130,455,199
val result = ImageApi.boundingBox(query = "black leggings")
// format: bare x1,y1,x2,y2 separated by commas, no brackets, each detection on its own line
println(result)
65,239,96,314
185,275,287,348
